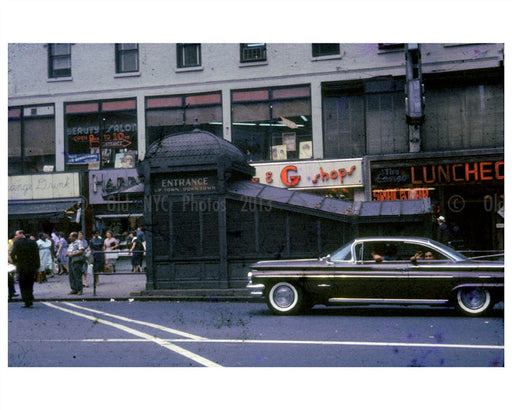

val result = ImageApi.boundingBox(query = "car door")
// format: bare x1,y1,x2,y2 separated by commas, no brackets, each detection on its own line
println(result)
331,241,410,300
405,242,454,301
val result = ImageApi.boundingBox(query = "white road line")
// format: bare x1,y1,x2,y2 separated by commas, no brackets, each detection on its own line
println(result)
19,337,504,351
42,302,222,367
59,301,206,340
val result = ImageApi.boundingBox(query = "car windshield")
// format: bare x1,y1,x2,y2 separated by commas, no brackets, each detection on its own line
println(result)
329,242,354,261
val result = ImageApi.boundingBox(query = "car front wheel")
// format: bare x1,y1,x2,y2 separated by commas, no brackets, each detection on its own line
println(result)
266,282,304,315
455,287,492,316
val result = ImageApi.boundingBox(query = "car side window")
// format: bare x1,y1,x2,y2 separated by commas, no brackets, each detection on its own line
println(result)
403,243,448,262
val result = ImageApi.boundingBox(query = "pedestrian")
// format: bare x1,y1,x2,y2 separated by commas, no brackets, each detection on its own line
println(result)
65,232,85,295
9,230,40,308
103,231,119,272
437,216,451,244
89,230,104,286
8,232,19,300
78,231,89,287
56,232,69,274
36,233,53,282
129,231,144,272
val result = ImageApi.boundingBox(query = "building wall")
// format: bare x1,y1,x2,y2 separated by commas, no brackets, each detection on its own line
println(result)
8,43,505,249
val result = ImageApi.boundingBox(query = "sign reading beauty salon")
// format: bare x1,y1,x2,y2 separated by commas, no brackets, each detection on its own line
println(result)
8,173,80,200
251,159,363,190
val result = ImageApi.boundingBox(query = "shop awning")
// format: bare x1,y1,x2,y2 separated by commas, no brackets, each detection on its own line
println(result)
8,199,80,219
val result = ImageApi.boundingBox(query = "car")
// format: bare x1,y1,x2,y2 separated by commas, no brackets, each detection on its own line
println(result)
247,237,504,316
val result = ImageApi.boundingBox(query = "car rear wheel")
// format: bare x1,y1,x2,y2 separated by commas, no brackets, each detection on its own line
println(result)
266,282,304,315
456,287,492,316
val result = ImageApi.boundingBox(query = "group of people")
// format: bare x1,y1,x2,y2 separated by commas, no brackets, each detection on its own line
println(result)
8,227,146,307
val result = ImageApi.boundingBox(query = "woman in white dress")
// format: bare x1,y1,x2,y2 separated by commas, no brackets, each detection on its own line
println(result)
37,233,53,282
103,231,119,272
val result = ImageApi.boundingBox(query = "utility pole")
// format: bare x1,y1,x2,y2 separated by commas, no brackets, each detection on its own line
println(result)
405,44,425,153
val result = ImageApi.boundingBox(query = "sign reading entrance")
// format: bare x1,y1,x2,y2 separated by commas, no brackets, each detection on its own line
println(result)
153,173,218,195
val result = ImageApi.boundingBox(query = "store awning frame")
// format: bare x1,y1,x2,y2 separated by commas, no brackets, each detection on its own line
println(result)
8,198,82,220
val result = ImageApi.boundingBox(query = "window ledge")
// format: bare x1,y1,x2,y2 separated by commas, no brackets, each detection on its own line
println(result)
175,66,203,73
311,55,342,62
114,72,141,78
239,61,268,68
47,77,73,83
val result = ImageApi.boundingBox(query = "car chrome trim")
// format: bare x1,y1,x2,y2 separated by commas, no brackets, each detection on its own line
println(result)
328,297,449,304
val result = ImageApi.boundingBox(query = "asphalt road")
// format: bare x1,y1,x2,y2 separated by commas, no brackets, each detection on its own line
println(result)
8,300,503,367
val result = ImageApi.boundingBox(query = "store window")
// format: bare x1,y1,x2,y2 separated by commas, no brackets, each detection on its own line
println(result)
240,43,267,63
115,43,139,73
322,78,408,159
65,99,138,170
312,43,340,57
231,85,312,162
146,92,222,147
48,43,71,78
8,105,56,175
177,43,201,68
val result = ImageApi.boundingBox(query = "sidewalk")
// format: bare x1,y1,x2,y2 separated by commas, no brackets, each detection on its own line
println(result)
9,257,254,303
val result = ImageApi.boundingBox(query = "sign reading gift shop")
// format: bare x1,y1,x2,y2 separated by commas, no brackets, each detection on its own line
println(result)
8,173,80,200
251,159,363,190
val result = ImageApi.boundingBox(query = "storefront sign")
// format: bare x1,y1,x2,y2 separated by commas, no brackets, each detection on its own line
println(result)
8,173,80,200
251,159,363,190
66,153,101,164
152,174,218,195
89,169,142,204
373,188,430,201
372,160,504,188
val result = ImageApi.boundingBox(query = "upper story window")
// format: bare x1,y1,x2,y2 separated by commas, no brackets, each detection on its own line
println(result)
177,43,201,68
240,43,267,63
312,43,340,57
378,43,405,51
48,43,71,78
115,43,139,73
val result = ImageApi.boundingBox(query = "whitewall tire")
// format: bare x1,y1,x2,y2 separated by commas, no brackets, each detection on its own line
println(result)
456,287,491,316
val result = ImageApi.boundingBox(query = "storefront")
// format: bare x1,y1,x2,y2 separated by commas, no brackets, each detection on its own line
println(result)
251,158,364,201
367,148,504,250
64,98,138,171
88,168,144,239
8,172,84,236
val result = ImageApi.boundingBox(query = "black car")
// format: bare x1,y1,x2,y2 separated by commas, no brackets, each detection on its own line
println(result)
247,237,504,316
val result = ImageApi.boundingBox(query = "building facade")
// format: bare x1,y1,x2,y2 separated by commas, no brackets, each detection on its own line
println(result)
8,43,504,249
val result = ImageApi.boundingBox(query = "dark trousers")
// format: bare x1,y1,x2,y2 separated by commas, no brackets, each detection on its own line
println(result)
8,273,17,298
17,268,35,307
69,261,83,293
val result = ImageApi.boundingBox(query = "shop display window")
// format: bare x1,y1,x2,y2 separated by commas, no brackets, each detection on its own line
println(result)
65,99,138,170
145,92,223,147
231,85,312,162
8,105,56,175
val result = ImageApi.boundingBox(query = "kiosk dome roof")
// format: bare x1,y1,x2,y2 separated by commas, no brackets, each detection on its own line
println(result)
146,129,247,165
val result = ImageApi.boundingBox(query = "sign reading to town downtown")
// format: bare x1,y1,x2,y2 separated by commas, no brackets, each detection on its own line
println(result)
251,159,363,190
152,173,218,195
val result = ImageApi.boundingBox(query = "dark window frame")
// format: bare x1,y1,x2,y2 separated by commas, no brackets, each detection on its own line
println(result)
8,104,56,175
177,43,202,68
48,43,71,78
240,43,267,63
115,43,139,73
312,43,340,57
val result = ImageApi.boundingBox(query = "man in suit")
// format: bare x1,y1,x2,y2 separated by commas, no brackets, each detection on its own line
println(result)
9,230,40,308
